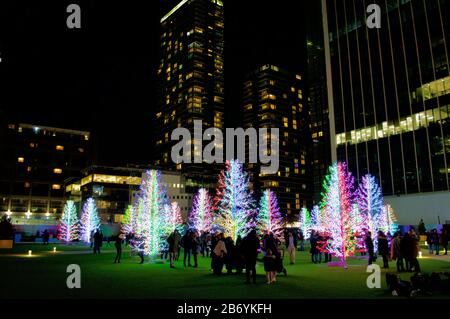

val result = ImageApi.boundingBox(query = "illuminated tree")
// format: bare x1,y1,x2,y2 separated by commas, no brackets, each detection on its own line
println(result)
188,188,213,234
79,198,100,243
164,202,184,235
133,170,166,258
385,204,399,235
256,189,284,239
357,174,384,250
213,160,254,240
310,205,322,232
319,162,357,269
58,200,79,242
122,205,137,235
299,207,312,240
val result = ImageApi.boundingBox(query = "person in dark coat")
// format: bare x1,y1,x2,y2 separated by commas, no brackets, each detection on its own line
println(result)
390,232,404,272
400,232,411,271
378,231,389,268
224,237,235,274
365,231,375,265
181,230,192,267
408,228,421,273
441,229,448,255
167,229,181,268
191,232,200,268
93,230,102,254
211,233,227,275
235,235,244,274
242,230,260,284
42,230,50,245
114,233,124,263
432,229,440,256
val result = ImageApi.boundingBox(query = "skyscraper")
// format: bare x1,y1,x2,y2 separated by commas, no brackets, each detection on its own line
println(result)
321,0,450,223
306,0,332,204
242,64,312,220
155,0,225,191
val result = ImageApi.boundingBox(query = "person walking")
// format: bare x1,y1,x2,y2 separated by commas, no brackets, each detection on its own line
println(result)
242,230,260,284
167,229,181,268
378,231,389,269
365,231,375,265
114,233,124,263
287,232,297,264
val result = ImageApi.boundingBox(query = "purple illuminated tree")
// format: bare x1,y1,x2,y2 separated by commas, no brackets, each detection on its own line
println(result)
256,189,284,239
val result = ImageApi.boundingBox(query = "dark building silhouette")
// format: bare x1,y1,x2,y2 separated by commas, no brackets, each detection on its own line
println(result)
154,0,225,191
0,122,92,223
242,64,312,220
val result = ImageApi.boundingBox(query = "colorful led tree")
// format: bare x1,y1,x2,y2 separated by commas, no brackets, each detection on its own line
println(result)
310,205,322,232
299,207,312,240
122,205,137,235
256,189,284,239
188,188,213,234
79,198,100,243
133,170,166,258
58,200,79,242
385,204,399,235
319,162,357,269
357,174,384,250
164,202,184,235
213,160,254,240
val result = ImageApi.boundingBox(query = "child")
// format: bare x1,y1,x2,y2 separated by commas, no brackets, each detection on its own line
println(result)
264,248,276,284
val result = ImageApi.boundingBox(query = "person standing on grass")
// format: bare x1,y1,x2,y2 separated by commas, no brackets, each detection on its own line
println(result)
391,232,404,272
264,248,277,284
400,232,411,271
441,229,448,255
432,229,440,256
42,230,49,245
298,230,304,252
114,233,124,263
242,230,260,284
287,232,296,264
378,231,389,269
365,231,375,265
167,229,181,268
93,230,102,254
182,230,193,267
408,228,421,273
211,233,227,275
191,231,200,268
426,230,433,254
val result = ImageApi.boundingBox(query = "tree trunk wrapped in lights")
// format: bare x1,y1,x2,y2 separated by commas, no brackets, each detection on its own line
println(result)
213,160,254,240
188,188,213,234
58,200,79,242
79,198,100,244
319,162,357,269
256,189,284,239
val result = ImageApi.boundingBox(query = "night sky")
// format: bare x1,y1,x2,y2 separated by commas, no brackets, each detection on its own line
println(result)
0,0,306,166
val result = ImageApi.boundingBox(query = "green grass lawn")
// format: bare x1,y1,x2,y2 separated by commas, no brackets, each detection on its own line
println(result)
1,244,450,299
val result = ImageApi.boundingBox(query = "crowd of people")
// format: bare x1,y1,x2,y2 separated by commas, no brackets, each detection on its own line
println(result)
107,225,450,283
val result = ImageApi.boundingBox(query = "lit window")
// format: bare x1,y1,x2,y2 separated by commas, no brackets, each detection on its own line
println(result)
78,148,84,153
30,143,35,148
56,145,64,151
296,74,302,80
52,184,61,190
18,157,24,163
53,168,62,174
24,182,31,188
27,166,32,172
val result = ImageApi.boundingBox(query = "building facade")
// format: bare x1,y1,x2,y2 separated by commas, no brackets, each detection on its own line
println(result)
0,122,92,224
154,0,225,191
242,64,312,220
321,0,450,223
306,0,332,204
